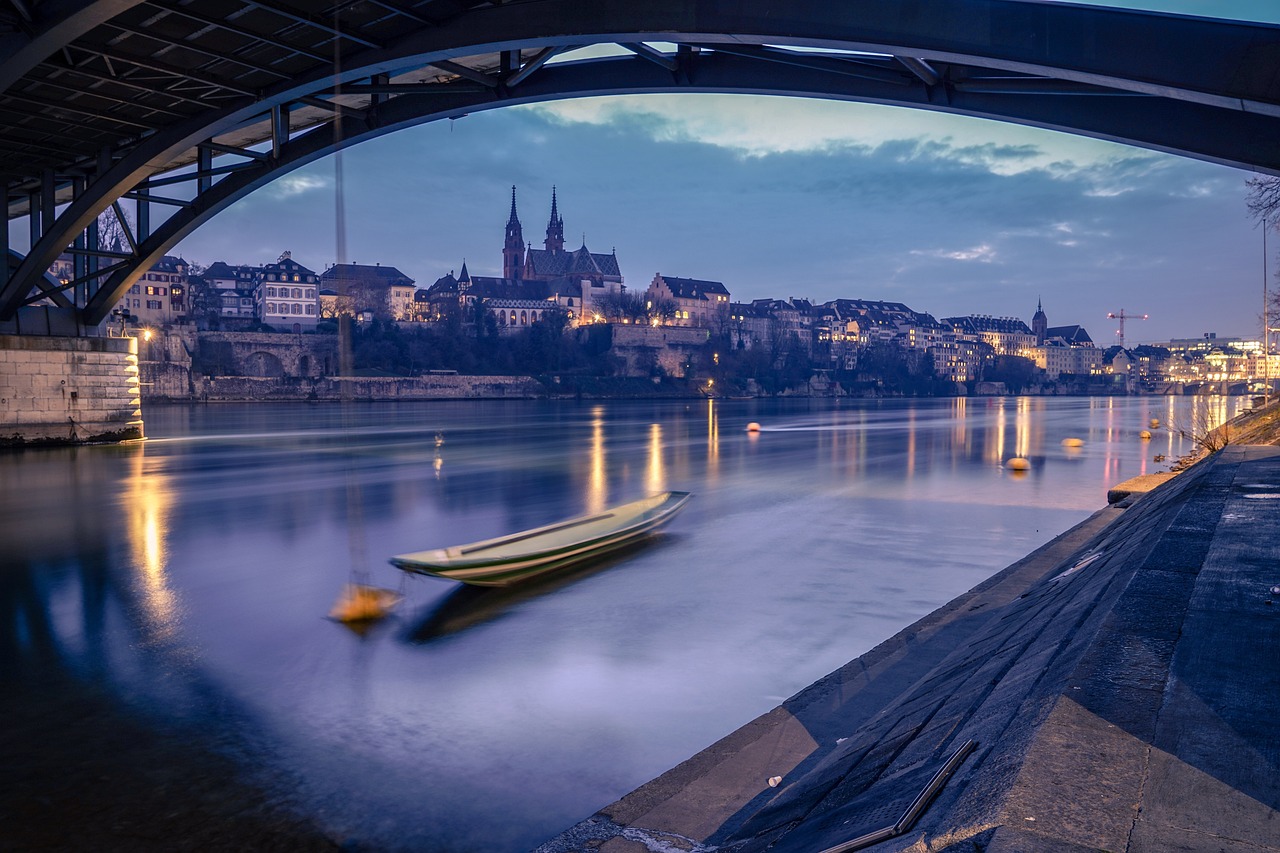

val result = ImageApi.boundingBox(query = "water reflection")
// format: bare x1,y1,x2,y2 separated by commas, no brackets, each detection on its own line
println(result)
121,447,181,640
588,406,606,513
648,422,665,494
0,396,1256,852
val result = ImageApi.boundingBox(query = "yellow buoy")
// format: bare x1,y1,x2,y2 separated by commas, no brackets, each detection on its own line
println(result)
1061,437,1084,448
1139,430,1152,440
1006,457,1031,471
746,422,761,433
1149,418,1160,429
329,583,401,624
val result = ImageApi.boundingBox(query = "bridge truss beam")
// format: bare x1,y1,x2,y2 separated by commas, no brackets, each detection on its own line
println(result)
1,0,1278,326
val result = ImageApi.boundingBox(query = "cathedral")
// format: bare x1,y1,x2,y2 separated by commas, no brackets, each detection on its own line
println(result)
421,187,624,326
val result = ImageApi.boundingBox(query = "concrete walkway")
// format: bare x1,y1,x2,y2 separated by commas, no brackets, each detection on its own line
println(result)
538,446,1280,853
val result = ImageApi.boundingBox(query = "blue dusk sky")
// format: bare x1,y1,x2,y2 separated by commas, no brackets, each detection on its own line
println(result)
161,0,1277,346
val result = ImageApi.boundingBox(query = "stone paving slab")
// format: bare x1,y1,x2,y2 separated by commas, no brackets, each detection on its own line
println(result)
538,447,1280,853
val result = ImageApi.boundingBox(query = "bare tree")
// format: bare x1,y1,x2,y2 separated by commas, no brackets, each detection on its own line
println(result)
96,207,133,253
646,296,678,325
1173,397,1233,454
1246,175,1280,224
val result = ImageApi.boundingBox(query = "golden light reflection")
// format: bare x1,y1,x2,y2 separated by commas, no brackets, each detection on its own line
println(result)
906,407,916,479
988,398,1007,465
706,400,719,480
952,397,968,462
1015,397,1030,460
588,407,606,514
122,446,180,637
648,422,666,494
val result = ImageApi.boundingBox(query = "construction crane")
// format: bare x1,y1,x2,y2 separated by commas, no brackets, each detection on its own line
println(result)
1107,309,1148,347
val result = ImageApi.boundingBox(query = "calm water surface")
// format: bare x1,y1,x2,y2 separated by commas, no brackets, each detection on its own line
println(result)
0,396,1243,850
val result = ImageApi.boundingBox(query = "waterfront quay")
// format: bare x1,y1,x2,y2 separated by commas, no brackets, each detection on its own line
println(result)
541,442,1280,852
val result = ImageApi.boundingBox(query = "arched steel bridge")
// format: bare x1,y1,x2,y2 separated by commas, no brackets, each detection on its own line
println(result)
1,0,1279,330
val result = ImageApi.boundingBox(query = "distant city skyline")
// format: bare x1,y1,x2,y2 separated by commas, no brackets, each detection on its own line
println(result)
161,92,1265,347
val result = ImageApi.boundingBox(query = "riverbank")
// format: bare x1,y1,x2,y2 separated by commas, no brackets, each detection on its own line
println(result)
537,408,1280,852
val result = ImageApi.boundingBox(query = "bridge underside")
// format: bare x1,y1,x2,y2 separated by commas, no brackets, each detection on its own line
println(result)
1,0,1279,330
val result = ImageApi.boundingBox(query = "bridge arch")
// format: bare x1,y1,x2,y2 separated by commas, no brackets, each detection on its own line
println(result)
2,0,1279,326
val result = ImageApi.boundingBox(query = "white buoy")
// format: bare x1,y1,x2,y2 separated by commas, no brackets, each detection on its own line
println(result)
768,775,783,788
746,422,761,433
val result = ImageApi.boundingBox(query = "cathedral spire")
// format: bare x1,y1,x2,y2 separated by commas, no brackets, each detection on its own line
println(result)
544,185,565,253
503,185,525,281
1032,296,1048,345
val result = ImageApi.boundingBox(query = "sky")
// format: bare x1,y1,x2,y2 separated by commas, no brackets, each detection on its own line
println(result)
34,0,1280,346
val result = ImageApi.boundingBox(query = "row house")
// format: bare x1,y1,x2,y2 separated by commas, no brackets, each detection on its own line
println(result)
942,315,1037,358
1034,341,1104,379
258,252,320,331
930,336,993,384
646,274,731,328
199,252,320,330
115,255,188,326
203,261,259,319
727,301,773,350
320,263,416,321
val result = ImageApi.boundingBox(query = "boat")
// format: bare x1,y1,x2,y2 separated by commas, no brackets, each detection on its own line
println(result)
389,491,691,587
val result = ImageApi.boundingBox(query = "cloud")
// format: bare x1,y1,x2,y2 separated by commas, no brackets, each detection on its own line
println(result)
269,174,330,198
522,94,1157,176
911,243,998,263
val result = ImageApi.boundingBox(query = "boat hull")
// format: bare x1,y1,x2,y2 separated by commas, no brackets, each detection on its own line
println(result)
390,491,691,587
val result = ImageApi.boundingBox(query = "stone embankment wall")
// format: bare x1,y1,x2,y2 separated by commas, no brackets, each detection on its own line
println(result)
0,334,142,445
605,324,710,377
188,374,544,402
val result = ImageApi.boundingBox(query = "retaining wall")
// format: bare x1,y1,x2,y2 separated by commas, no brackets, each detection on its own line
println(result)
190,374,545,402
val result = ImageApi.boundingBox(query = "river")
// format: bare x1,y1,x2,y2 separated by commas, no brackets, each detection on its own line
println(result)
0,395,1244,851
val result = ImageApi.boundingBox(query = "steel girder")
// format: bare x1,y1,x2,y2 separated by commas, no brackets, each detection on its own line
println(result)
2,0,1279,325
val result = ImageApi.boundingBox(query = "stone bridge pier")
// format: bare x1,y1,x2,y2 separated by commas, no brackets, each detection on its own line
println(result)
0,333,142,446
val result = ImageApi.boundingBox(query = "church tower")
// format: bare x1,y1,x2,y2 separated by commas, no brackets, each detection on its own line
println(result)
503,186,525,282
544,186,565,253
1032,297,1048,345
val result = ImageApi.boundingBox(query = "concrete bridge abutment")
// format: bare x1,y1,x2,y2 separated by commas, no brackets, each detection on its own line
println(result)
0,334,143,446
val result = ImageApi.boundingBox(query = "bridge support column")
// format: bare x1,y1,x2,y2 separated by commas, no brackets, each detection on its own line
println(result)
0,334,143,446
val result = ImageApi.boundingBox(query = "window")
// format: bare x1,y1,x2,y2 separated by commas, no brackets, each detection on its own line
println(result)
520,311,528,325
510,311,516,325
293,275,300,282
292,303,302,315
268,274,276,281
130,285,139,294
306,289,314,299
266,286,276,298
291,288,301,299
266,303,276,313
146,299,161,310
305,304,315,315
146,286,156,295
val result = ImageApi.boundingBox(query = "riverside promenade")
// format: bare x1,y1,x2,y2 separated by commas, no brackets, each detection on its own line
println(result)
539,443,1280,853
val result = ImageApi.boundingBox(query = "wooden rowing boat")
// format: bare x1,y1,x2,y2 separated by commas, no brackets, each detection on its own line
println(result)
389,491,691,587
